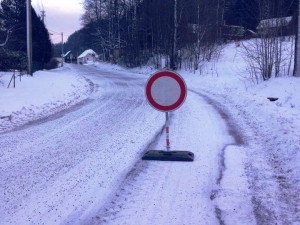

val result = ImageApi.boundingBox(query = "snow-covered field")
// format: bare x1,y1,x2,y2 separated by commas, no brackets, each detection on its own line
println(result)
0,41,299,225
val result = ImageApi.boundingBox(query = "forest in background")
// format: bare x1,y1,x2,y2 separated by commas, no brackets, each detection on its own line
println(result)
0,0,298,79
54,0,297,70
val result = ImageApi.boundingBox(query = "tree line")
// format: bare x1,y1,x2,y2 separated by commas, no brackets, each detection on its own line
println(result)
1,0,297,80
61,0,297,72
0,0,53,72
59,0,227,69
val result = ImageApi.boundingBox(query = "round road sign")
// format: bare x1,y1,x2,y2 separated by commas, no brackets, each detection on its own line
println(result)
145,70,187,112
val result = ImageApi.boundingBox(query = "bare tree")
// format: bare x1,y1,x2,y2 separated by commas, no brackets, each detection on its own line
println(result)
241,0,293,82
180,0,225,73
81,0,105,25
78,0,225,68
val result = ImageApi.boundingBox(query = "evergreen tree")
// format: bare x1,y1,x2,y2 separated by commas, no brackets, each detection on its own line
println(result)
0,0,52,71
225,0,259,30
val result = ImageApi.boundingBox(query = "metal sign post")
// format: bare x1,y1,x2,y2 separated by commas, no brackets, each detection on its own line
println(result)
165,112,170,151
142,70,194,162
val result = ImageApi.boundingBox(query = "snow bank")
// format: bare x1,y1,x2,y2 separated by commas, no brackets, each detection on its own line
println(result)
251,77,300,109
0,66,92,133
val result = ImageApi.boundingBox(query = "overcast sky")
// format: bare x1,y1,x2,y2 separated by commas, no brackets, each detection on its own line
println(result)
31,0,84,43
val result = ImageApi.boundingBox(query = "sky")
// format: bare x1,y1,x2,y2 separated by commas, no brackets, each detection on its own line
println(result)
31,0,84,44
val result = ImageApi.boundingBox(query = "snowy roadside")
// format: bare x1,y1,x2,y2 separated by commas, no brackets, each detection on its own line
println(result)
0,65,93,133
187,77,300,224
180,43,300,224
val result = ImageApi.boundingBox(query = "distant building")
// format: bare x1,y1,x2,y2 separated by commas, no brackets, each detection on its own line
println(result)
256,16,295,36
63,51,71,63
63,51,77,64
77,49,99,64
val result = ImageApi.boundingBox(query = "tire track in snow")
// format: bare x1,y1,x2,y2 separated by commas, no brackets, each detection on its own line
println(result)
189,89,257,225
189,89,245,182
190,90,246,225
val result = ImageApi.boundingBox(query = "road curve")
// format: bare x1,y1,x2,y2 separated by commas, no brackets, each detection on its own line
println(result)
0,65,253,225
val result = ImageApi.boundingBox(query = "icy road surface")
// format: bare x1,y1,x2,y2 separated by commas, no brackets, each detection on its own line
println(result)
0,65,287,225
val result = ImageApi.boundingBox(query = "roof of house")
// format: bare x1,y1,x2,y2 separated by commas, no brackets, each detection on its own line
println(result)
246,29,256,34
63,51,71,58
257,16,293,29
78,49,98,59
223,24,244,29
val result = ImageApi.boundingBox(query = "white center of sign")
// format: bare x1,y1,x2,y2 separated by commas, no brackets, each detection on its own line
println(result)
151,76,181,106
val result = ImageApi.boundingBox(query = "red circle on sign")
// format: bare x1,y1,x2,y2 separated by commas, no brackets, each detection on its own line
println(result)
146,70,187,112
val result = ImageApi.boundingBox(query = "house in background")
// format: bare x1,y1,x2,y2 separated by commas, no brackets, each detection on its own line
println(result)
63,51,71,63
62,51,77,64
77,49,99,64
256,16,295,37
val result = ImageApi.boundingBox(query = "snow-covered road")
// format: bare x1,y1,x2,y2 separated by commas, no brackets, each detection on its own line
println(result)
0,64,290,225
0,65,163,224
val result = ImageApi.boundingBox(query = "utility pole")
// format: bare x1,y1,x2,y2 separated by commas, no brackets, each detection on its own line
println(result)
170,0,177,70
41,10,46,24
61,32,64,67
174,0,177,68
26,0,33,75
294,0,300,77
